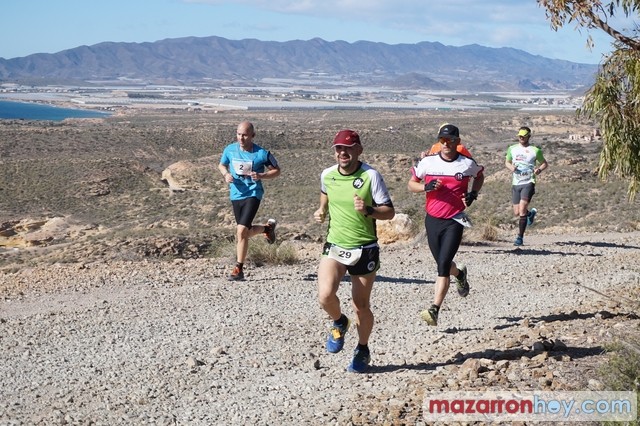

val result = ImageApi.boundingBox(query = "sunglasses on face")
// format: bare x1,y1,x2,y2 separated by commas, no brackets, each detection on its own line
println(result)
439,137,458,144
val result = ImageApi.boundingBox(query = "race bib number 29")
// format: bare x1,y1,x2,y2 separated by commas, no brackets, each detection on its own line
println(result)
328,245,362,266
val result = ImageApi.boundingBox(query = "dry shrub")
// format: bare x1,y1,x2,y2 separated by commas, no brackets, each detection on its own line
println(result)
248,240,299,265
599,335,640,426
480,224,499,241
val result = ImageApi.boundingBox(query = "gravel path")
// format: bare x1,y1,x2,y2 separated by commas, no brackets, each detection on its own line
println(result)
1,231,639,425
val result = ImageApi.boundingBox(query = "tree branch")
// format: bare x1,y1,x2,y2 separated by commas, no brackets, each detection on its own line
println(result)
585,8,640,50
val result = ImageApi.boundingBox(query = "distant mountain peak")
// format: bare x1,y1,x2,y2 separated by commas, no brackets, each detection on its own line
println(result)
0,36,596,91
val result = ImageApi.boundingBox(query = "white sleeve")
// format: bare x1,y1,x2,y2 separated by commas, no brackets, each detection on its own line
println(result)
319,167,330,193
368,169,392,205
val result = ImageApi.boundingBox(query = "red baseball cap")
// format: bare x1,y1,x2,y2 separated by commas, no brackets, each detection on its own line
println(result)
333,129,361,147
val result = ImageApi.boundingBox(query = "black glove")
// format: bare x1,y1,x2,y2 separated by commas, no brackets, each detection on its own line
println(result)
424,180,438,192
465,190,478,206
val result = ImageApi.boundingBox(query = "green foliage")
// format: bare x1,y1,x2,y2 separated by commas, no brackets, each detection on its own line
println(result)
540,0,640,200
580,48,640,200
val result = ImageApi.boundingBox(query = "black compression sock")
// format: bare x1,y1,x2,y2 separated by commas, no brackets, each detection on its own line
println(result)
519,215,528,236
334,314,348,327
357,343,369,354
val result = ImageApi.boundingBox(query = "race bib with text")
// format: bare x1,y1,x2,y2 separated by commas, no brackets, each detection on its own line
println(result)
327,244,362,266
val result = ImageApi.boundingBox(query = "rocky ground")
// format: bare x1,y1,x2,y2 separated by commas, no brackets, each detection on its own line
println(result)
1,229,638,425
1,109,639,424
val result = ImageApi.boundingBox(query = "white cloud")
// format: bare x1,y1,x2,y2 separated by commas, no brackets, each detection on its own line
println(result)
185,1,548,41
178,1,620,61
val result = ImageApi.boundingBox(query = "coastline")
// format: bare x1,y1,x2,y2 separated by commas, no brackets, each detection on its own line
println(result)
0,99,111,120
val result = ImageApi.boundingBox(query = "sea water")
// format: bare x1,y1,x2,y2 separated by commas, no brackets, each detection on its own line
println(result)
0,100,110,121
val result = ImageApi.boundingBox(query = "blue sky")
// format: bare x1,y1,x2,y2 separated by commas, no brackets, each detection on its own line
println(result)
1,0,619,64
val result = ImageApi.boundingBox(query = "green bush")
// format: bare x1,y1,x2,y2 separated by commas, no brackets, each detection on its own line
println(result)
599,336,640,426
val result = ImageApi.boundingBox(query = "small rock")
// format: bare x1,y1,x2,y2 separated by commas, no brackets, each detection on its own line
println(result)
210,346,226,356
532,341,546,352
552,339,568,351
185,356,205,368
495,360,510,370
588,379,604,390
595,310,614,320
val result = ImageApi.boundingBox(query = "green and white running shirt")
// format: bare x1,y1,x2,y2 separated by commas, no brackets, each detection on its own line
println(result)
320,162,393,248
506,143,546,186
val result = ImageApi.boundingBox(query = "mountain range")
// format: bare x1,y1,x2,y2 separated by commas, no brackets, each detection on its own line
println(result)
0,36,598,91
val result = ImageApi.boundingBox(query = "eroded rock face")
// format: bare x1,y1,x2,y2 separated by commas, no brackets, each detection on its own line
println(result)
161,161,198,192
1,219,55,247
0,217,97,248
161,166,185,192
160,157,219,193
377,213,414,244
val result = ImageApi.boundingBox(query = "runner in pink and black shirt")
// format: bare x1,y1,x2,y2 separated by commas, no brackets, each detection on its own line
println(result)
408,124,484,327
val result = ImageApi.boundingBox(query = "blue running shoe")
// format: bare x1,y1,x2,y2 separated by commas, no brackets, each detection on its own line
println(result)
514,236,523,246
347,347,371,373
527,208,537,226
326,318,350,353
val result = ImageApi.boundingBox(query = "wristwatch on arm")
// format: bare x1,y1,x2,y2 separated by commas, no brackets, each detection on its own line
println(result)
364,206,374,217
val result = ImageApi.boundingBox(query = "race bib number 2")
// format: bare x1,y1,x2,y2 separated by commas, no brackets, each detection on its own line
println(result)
328,245,362,266
232,160,252,176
